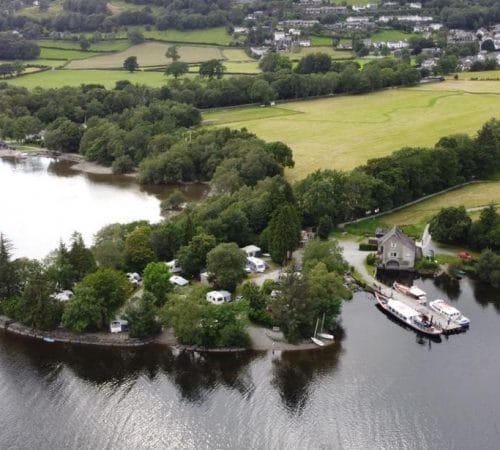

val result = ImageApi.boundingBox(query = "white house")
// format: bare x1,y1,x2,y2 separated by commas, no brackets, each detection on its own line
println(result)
170,275,189,287
241,244,261,258
206,290,232,305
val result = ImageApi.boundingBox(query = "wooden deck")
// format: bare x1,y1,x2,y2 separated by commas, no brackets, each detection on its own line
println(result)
371,283,464,335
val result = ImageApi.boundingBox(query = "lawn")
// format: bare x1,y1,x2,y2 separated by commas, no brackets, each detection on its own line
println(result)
458,70,500,81
222,61,261,74
36,39,131,52
288,47,354,60
203,106,301,125
136,27,236,46
39,48,101,60
5,70,169,89
382,182,500,227
311,35,333,46
204,80,500,180
370,30,420,42
66,42,224,69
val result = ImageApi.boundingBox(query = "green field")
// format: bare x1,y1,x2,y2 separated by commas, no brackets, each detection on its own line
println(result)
5,70,169,89
66,42,224,69
383,182,500,226
36,39,131,52
370,30,420,42
39,48,101,60
288,47,354,60
459,70,500,80
204,80,500,180
311,35,334,46
135,27,236,46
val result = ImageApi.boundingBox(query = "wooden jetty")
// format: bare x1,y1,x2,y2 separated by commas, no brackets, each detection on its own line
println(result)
371,283,464,335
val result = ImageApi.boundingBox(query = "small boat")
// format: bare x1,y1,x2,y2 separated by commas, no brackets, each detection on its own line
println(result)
317,314,334,340
393,282,427,303
311,318,326,346
375,292,442,337
429,299,470,328
42,336,55,343
311,337,325,347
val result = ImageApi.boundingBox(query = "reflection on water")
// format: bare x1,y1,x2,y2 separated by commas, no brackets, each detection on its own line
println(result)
0,285,500,449
0,157,208,259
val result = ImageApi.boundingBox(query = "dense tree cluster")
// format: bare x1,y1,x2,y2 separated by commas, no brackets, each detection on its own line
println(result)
0,32,40,60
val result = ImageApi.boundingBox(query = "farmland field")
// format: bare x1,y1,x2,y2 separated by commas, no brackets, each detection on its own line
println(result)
39,48,101,60
204,80,500,180
66,42,224,69
382,181,500,226
36,39,131,52
5,70,169,89
288,47,354,60
135,27,236,45
370,30,421,42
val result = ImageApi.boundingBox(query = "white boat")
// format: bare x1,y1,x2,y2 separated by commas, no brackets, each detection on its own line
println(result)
375,292,442,337
393,282,427,303
429,299,470,328
317,332,334,340
311,337,325,347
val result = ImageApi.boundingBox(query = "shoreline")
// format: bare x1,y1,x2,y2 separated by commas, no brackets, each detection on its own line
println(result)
0,316,335,353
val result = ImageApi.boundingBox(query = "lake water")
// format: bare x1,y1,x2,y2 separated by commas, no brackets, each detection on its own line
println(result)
0,276,499,449
0,157,207,259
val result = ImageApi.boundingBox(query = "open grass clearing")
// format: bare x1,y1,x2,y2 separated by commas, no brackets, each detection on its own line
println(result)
382,182,500,227
204,80,500,181
36,39,131,52
17,0,63,19
5,69,170,89
107,0,164,16
221,48,253,62
66,42,224,69
39,48,101,60
288,47,354,60
370,30,421,42
203,106,300,125
457,70,500,81
311,35,334,46
131,26,237,46
222,61,261,74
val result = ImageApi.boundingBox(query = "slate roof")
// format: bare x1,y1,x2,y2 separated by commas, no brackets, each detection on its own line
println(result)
378,227,415,249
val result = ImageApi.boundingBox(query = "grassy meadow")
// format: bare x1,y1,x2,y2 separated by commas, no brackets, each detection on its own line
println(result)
204,80,500,180
383,181,500,227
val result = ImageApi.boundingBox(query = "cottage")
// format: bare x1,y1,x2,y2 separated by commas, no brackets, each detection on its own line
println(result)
206,290,232,305
377,227,417,270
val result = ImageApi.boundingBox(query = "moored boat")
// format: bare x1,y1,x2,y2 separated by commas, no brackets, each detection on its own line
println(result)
311,337,325,347
375,292,442,337
317,332,334,340
393,282,427,303
43,336,55,343
429,299,470,328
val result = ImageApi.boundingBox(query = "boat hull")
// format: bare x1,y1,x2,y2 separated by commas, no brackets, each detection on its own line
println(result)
311,337,325,347
375,293,442,337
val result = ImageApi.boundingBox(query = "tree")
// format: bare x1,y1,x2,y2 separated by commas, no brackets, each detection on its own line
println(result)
303,239,348,274
124,225,156,272
19,262,62,330
317,215,333,240
271,271,318,343
79,38,91,51
430,207,472,245
92,223,126,270
44,118,82,153
199,59,225,78
160,190,186,211
165,45,180,62
127,30,145,45
267,204,301,264
250,79,276,105
45,241,75,290
68,232,96,281
143,262,172,306
150,221,184,261
123,56,139,73
475,249,500,287
78,268,131,327
0,234,19,300
165,61,189,78
125,291,161,338
259,53,292,73
177,232,217,277
206,243,247,292
62,287,104,332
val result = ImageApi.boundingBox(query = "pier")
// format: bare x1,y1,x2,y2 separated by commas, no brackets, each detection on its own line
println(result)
371,283,464,335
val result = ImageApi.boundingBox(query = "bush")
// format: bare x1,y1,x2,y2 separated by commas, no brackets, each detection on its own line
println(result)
249,308,274,328
366,253,376,266
359,243,378,251
112,155,135,174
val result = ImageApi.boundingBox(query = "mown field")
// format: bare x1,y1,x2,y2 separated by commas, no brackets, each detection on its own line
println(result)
36,39,131,52
370,30,421,42
6,70,169,89
204,80,500,180
133,26,236,46
383,181,500,226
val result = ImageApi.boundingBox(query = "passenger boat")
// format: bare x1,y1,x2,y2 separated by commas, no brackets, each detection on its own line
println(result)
393,282,427,303
375,292,442,337
429,299,470,328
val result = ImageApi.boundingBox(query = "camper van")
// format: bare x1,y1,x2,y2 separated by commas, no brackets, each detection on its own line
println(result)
206,290,232,305
165,259,182,273
247,256,266,273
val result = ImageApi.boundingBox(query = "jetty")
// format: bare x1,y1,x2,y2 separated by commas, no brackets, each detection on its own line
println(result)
371,283,464,335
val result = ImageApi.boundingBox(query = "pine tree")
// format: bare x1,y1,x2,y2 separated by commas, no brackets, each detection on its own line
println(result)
268,204,301,264
0,234,19,300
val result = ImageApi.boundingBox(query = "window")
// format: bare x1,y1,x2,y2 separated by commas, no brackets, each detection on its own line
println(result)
390,252,397,258
390,242,397,248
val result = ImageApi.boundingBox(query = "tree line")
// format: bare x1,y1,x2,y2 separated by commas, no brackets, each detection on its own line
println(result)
0,32,40,60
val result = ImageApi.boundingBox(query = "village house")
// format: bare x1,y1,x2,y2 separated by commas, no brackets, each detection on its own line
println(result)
377,227,418,271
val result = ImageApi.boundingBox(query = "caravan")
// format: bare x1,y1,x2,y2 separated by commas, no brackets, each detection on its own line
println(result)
247,256,266,273
206,290,232,305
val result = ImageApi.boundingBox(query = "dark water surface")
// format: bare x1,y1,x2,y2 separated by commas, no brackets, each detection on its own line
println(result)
0,277,499,449
0,157,207,259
